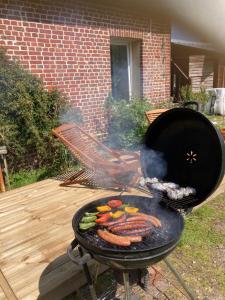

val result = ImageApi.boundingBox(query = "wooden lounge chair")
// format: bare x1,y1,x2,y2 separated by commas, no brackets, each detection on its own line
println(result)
145,109,169,124
219,128,225,140
0,166,5,192
52,123,141,190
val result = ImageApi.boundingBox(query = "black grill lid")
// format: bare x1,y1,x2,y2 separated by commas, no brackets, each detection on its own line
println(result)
141,108,225,208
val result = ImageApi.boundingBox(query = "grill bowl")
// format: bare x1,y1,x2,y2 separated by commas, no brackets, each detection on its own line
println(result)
72,195,184,269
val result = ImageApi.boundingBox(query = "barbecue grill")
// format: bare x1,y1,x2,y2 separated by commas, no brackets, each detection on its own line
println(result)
67,108,225,300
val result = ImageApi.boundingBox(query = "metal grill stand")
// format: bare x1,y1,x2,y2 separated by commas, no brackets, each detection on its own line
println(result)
67,240,198,300
121,269,151,300
67,240,97,300
164,258,196,300
68,241,143,300
123,272,131,300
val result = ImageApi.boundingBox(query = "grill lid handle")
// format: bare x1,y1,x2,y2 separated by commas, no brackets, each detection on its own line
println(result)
183,101,199,111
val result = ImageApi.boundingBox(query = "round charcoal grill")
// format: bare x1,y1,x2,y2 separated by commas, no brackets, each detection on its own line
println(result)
67,108,225,300
72,195,184,269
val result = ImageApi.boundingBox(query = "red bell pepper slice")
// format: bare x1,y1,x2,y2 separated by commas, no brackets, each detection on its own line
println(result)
107,199,123,208
96,212,111,217
95,213,111,223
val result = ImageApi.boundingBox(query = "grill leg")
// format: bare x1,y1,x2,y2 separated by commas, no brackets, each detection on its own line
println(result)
78,247,97,300
164,258,196,300
123,272,131,300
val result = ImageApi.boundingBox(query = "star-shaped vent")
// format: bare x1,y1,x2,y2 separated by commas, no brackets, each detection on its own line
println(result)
185,150,197,164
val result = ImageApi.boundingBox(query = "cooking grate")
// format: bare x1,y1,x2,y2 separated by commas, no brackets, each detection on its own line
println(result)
73,195,184,255
78,223,175,253
145,184,198,210
160,193,198,210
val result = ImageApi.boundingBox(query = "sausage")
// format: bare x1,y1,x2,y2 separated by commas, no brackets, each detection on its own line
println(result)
116,227,152,237
128,213,161,227
97,229,131,246
150,215,161,227
148,216,161,227
107,221,129,229
110,222,150,233
108,220,148,230
101,214,126,227
126,216,150,222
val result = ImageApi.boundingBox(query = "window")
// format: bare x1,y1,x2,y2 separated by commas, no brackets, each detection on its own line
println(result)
110,39,141,100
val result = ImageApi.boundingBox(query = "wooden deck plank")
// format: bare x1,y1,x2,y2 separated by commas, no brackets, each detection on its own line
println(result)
0,177,225,300
0,286,8,300
0,269,18,300
0,180,56,203
0,179,145,299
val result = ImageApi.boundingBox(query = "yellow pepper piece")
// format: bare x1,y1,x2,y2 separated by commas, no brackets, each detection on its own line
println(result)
124,207,139,214
96,205,111,212
111,211,124,219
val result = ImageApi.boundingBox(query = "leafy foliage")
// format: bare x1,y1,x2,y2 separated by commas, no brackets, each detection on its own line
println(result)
0,49,72,173
180,84,211,105
9,168,49,189
105,97,154,149
105,96,179,149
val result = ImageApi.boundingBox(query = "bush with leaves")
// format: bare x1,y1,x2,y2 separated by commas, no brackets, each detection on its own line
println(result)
105,97,155,149
0,49,72,173
180,85,211,105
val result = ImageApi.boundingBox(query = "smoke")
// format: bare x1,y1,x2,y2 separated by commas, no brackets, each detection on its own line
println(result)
60,107,83,125
58,105,168,190
141,146,167,180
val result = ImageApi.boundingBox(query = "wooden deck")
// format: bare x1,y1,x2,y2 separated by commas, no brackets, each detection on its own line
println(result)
0,179,148,300
1,177,225,300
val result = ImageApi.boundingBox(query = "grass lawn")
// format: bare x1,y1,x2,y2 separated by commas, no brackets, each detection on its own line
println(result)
206,114,225,129
8,163,79,189
9,168,49,189
64,191,225,300
166,192,225,299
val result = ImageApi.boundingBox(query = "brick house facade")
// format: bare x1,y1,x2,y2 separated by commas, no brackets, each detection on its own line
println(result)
0,0,171,133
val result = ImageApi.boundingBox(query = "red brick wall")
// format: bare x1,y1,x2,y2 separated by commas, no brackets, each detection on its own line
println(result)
0,0,170,133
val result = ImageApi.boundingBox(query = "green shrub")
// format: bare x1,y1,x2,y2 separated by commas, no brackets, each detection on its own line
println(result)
179,85,193,103
105,97,154,149
0,48,72,173
180,84,211,105
105,97,178,150
9,168,49,189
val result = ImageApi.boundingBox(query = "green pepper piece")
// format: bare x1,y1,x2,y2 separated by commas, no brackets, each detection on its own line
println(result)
84,212,98,216
118,204,130,209
81,216,97,223
79,222,96,230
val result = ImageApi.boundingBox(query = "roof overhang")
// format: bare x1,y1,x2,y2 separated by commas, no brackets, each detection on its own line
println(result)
171,39,216,52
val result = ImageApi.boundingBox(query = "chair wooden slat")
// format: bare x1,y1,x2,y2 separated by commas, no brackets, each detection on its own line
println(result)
145,109,168,124
0,166,6,192
52,123,141,190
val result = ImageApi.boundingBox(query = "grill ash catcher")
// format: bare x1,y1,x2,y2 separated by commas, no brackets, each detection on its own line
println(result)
67,108,225,300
